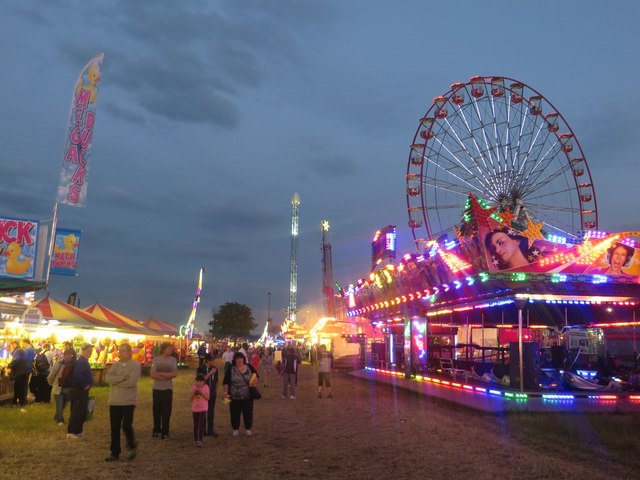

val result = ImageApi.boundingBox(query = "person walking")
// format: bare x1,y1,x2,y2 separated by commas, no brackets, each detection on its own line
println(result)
197,343,207,366
104,343,141,462
197,353,219,436
317,344,334,398
67,344,94,439
31,346,52,403
260,348,274,388
222,345,234,376
47,347,75,425
191,373,210,447
223,352,258,436
281,347,300,399
150,342,178,439
8,341,29,406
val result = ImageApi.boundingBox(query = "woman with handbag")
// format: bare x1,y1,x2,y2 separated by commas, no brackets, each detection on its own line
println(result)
222,352,259,437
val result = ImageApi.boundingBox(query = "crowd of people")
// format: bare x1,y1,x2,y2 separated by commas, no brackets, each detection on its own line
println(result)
5,339,336,461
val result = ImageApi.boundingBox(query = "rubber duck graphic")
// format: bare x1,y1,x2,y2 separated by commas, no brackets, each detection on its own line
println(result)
3,242,32,275
54,233,78,254
75,62,101,103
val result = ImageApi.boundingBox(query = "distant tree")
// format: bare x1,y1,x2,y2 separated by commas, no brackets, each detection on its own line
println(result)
209,302,257,340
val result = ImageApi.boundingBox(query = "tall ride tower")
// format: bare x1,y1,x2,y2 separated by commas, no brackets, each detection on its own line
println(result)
320,220,335,318
288,192,300,323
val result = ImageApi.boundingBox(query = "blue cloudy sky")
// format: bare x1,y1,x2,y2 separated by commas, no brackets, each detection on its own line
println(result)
1,1,638,332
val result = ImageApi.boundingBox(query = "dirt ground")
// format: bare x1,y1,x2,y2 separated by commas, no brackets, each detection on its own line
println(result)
1,361,640,480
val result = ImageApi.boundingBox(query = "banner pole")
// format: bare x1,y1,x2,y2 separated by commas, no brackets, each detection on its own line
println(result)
45,201,59,288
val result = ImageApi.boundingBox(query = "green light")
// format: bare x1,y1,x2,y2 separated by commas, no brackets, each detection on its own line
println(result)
479,272,489,282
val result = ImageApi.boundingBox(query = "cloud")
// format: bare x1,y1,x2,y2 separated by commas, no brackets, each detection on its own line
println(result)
102,102,147,125
307,155,357,178
198,201,282,235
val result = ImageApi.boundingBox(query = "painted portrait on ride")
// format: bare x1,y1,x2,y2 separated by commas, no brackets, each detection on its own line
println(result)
479,227,640,276
584,239,640,277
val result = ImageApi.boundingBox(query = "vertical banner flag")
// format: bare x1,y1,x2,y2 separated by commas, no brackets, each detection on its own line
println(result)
50,228,82,276
56,53,104,207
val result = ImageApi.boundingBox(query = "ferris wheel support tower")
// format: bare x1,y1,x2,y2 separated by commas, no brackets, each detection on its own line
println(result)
288,193,300,323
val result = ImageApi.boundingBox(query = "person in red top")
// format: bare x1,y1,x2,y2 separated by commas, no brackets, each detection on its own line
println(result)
250,350,261,373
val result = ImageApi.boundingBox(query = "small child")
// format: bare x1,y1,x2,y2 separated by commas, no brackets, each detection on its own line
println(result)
191,373,210,447
275,360,284,377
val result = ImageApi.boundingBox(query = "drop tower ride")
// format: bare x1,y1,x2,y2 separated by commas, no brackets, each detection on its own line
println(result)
288,193,300,323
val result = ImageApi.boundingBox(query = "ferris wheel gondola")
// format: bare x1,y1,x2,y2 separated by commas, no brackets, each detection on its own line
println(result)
406,76,598,251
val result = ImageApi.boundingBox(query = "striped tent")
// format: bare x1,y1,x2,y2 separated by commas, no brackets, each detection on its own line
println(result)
29,296,116,330
143,317,178,336
84,303,158,336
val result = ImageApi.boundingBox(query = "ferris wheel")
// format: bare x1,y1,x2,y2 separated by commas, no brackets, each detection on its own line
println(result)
406,76,598,251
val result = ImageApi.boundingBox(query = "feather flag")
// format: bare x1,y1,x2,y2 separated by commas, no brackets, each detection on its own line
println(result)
56,53,104,207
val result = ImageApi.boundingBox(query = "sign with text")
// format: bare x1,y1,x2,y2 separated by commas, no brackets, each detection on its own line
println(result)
0,216,39,279
50,228,81,276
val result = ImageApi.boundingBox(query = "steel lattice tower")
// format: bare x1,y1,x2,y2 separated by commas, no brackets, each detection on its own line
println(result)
288,192,300,322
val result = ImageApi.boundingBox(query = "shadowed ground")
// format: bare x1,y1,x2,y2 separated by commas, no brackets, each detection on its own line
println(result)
1,361,639,479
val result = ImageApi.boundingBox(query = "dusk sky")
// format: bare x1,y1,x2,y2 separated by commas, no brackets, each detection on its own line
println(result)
1,1,638,333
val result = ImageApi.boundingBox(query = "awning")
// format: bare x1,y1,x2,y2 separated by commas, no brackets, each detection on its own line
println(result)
143,317,178,336
84,303,158,336
29,296,117,330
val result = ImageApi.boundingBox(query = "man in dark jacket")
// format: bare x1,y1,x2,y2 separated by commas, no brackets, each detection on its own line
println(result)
67,344,95,438
197,353,219,436
8,341,30,406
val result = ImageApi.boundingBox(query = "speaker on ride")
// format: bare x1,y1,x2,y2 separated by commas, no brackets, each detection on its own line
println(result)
509,342,540,391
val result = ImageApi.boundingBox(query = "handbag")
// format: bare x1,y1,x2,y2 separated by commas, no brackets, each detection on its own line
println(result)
236,366,261,400
249,386,262,400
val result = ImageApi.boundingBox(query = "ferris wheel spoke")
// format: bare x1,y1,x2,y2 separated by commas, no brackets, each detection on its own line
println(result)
525,185,577,202
487,95,509,192
521,201,580,214
428,134,496,196
524,207,580,236
518,120,557,178
521,160,574,198
471,96,503,185
422,174,486,196
519,143,564,197
440,116,490,180
453,99,494,173
517,114,547,179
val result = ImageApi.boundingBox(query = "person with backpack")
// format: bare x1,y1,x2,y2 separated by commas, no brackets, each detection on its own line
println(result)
31,345,52,403
48,347,76,425
67,343,95,439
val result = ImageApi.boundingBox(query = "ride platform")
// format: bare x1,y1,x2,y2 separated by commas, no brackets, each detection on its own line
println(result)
351,367,640,413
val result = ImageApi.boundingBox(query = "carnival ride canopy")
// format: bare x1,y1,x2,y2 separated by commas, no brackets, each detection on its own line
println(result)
346,193,640,319
84,303,159,336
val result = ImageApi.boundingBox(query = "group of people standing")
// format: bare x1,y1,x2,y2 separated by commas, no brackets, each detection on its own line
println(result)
7,338,55,406
8,339,336,460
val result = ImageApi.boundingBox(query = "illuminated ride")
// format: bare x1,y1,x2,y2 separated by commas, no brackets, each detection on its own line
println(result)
179,267,204,339
343,76,640,408
407,76,597,249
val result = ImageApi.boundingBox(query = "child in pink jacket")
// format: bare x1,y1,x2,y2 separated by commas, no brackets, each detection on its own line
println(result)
191,373,210,447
